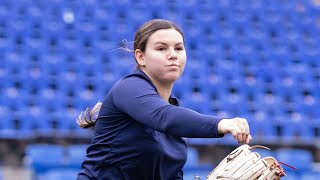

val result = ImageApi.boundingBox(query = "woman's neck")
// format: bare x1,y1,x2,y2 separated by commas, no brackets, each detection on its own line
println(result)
142,73,173,102
153,81,173,102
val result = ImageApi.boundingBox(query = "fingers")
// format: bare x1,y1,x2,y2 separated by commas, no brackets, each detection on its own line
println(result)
230,128,240,143
239,118,250,144
242,118,250,135
237,118,246,144
229,117,252,144
246,134,252,144
218,117,252,144
233,127,247,144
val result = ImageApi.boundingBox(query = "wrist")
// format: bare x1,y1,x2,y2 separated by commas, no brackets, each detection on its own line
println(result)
217,119,226,135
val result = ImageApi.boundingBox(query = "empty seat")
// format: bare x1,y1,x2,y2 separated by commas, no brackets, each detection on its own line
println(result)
185,147,200,167
172,74,192,101
276,148,313,173
28,108,54,137
182,93,212,114
0,96,36,138
185,138,213,170
280,121,315,143
249,115,278,143
300,171,320,180
284,171,300,180
0,110,17,138
66,144,88,170
12,111,35,138
183,164,213,180
24,144,66,174
40,168,79,180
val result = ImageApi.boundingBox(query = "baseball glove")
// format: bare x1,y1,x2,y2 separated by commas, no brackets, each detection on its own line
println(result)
206,144,286,180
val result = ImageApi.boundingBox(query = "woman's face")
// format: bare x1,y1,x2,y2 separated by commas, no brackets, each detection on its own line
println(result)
136,28,187,85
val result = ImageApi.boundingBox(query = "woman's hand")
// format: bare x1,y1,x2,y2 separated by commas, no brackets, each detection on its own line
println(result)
218,117,252,144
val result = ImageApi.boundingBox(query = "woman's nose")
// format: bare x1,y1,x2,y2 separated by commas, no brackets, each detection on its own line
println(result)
167,48,177,60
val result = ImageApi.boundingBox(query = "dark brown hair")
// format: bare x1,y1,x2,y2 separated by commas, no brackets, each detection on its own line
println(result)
134,19,185,52
77,19,184,128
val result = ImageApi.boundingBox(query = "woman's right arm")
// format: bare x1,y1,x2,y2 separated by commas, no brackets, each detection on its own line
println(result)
113,76,251,144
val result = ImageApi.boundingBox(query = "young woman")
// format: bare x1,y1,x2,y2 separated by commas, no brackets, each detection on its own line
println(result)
76,19,252,180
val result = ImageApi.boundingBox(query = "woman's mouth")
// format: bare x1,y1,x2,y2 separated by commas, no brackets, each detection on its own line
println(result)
167,64,179,67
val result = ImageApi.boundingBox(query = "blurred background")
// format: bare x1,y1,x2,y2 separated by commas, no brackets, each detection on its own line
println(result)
0,0,320,179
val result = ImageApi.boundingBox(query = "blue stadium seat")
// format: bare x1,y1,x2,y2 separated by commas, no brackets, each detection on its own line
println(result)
127,2,154,25
24,144,66,175
249,115,278,143
182,92,212,114
172,73,192,101
47,112,73,137
57,34,81,55
73,126,94,138
183,164,213,180
13,111,35,138
185,147,200,167
281,120,315,144
0,58,9,85
216,80,248,116
25,31,47,54
92,73,118,98
38,90,67,114
26,107,54,137
213,134,240,145
40,168,79,180
8,17,30,39
6,52,29,76
0,29,12,53
283,171,300,180
0,110,17,138
66,144,88,170
300,171,320,180
0,96,36,139
276,148,313,173
298,102,320,122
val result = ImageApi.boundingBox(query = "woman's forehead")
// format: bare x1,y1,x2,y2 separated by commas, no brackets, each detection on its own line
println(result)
148,29,184,45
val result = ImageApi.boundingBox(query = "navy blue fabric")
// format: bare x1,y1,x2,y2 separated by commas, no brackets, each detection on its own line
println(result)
78,70,223,180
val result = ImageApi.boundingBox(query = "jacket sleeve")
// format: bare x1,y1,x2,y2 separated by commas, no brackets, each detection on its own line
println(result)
112,77,223,138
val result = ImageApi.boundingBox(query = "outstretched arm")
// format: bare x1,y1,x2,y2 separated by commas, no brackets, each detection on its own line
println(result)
112,77,222,138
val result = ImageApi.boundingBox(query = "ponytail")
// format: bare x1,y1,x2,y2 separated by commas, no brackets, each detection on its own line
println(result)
76,101,102,128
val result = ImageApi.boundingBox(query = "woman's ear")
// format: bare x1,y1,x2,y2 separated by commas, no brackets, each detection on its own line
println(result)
134,49,146,66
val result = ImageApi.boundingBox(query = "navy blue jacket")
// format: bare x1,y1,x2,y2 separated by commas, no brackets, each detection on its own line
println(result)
78,70,223,180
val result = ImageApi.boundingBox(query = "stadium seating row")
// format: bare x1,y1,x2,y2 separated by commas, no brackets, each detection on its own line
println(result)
23,143,320,180
24,144,86,180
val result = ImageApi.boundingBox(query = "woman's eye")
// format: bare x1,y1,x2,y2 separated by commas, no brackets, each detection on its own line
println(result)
175,47,184,51
157,47,166,51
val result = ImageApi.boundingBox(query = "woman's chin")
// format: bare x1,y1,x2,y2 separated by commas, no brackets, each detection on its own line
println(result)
165,73,181,83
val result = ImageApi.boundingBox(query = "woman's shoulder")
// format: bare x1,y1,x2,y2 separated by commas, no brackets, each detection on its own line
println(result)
113,70,156,91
